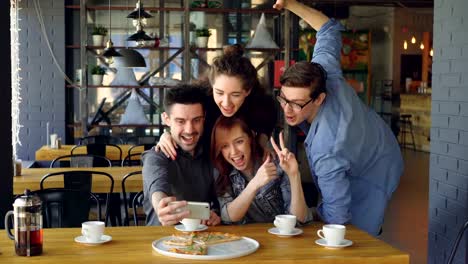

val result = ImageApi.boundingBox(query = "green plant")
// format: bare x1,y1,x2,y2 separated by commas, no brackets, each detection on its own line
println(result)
90,65,106,75
92,25,108,36
195,28,211,37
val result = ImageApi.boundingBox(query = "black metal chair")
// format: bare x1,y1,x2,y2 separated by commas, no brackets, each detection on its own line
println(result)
40,170,114,226
50,154,112,168
34,188,101,228
71,144,123,164
125,136,158,146
132,191,144,226
121,153,143,167
447,219,468,264
398,114,416,150
78,135,123,145
121,171,143,226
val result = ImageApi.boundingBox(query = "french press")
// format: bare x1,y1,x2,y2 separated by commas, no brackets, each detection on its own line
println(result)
4,189,43,256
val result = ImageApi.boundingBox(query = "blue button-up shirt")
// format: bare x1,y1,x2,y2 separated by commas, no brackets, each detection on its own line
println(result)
300,19,403,236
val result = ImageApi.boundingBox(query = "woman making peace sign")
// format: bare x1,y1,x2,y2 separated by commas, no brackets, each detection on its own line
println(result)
211,116,311,224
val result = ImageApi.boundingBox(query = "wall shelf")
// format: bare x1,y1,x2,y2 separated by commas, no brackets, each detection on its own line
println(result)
65,5,280,14
66,85,170,89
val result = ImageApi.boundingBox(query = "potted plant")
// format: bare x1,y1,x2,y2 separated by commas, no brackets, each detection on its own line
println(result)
90,65,106,86
91,25,108,46
195,28,211,48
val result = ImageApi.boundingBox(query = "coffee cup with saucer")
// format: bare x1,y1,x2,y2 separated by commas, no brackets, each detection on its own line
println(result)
175,218,208,232
269,214,302,237
315,224,352,249
75,221,112,245
268,227,303,237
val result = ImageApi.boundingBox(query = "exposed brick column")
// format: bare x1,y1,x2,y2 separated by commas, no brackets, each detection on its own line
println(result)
429,0,468,263
17,0,65,160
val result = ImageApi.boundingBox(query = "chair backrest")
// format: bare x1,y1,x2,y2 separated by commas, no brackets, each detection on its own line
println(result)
121,171,142,226
125,136,158,146
40,170,114,225
446,219,468,264
50,154,112,168
78,135,123,145
71,144,122,163
34,188,101,228
121,153,142,167
132,191,144,226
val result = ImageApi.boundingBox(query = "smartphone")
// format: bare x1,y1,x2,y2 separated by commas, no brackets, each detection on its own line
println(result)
170,201,210,220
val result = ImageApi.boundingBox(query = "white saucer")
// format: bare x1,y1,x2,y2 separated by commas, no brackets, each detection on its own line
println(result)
75,235,112,245
268,227,303,237
174,224,208,232
315,238,353,249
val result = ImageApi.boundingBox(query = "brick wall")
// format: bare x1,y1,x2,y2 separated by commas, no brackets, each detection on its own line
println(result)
17,0,65,160
429,0,468,263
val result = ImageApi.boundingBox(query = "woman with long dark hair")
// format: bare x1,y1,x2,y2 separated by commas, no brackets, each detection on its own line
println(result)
211,116,310,224
156,44,276,160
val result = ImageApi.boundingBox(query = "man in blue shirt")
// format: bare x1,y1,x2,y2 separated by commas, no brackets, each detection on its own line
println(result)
273,0,403,236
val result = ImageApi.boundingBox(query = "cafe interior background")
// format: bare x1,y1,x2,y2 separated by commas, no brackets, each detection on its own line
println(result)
1,0,467,263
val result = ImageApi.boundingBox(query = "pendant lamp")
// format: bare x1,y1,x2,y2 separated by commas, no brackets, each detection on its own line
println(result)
127,0,153,27
102,0,122,62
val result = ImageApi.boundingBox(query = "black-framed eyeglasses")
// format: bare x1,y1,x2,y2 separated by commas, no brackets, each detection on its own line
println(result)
276,95,313,112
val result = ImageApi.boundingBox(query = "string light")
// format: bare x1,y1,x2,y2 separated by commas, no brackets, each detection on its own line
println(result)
420,43,425,50
411,36,416,44
404,40,408,50
430,48,433,56
11,0,23,160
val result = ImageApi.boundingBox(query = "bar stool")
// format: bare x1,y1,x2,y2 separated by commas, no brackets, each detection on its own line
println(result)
398,114,416,151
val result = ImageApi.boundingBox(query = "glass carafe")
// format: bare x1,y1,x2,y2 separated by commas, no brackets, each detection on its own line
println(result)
4,189,43,256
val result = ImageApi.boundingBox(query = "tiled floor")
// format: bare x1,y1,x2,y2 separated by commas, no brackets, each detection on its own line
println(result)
380,149,429,264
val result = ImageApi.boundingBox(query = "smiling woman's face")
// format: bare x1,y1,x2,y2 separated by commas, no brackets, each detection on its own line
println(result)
212,75,251,117
216,124,253,174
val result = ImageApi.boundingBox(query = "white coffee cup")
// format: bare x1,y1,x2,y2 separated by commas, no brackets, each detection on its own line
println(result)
317,224,346,246
81,221,105,242
180,218,201,231
273,214,297,234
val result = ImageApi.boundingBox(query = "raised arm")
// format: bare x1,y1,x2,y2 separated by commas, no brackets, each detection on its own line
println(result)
273,0,329,31
274,0,343,76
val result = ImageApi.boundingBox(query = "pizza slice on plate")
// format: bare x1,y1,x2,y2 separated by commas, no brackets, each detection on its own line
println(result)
168,244,208,255
163,233,195,246
193,232,242,245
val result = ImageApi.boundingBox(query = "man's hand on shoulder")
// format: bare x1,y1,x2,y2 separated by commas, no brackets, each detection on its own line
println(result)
157,196,190,226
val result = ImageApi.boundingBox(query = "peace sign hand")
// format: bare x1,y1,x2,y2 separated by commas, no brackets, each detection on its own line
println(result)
270,131,299,179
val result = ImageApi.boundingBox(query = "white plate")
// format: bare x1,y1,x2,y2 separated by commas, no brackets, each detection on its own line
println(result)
152,236,259,260
268,227,303,237
75,235,112,245
315,238,353,249
174,224,208,232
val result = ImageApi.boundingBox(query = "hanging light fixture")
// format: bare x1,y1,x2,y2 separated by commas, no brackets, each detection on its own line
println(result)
420,43,425,50
126,0,153,47
411,36,416,44
127,21,154,47
113,48,147,68
403,40,408,50
127,0,153,27
102,0,122,62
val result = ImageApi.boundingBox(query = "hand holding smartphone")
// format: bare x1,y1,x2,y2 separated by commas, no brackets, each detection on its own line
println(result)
169,201,210,220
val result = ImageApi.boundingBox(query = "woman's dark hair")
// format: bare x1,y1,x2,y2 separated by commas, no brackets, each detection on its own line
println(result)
208,44,263,95
210,116,264,195
279,61,327,100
